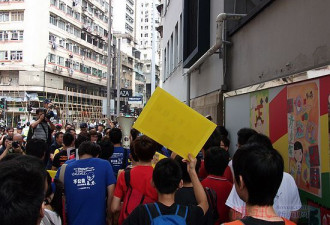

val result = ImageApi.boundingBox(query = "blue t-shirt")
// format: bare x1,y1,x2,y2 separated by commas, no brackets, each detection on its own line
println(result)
109,146,130,175
60,158,116,225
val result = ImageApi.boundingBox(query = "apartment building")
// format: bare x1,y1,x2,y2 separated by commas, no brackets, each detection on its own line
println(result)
0,0,113,126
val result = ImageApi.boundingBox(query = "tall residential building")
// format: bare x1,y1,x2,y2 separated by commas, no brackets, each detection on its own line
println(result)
0,0,113,126
112,0,146,113
135,0,161,99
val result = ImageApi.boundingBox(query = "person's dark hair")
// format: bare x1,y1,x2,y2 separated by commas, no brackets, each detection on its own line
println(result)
233,144,284,206
133,135,157,162
217,126,228,137
153,158,182,194
0,153,21,162
99,137,114,160
36,108,45,115
109,128,122,144
89,129,98,137
294,141,303,163
219,135,230,148
54,132,63,140
0,155,46,225
1,135,8,149
45,172,64,221
204,146,229,176
203,129,221,151
63,132,74,147
26,138,48,159
78,141,101,157
237,128,258,147
76,132,89,149
129,141,139,162
174,155,201,183
247,133,273,150
130,128,140,141
6,126,14,131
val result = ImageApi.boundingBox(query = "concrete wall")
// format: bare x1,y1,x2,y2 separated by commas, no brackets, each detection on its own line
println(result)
162,0,225,102
227,0,330,90
19,71,63,89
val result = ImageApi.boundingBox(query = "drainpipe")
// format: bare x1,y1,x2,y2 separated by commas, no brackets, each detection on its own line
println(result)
185,13,246,106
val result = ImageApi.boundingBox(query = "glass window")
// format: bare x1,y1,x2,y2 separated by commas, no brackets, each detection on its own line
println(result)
67,6,73,16
0,51,8,60
19,30,23,40
10,50,23,60
57,56,64,66
48,53,56,63
50,15,57,25
11,31,18,40
0,12,10,22
11,11,24,21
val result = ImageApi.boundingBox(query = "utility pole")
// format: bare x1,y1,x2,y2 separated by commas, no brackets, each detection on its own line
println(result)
116,39,121,117
106,0,112,118
151,0,156,95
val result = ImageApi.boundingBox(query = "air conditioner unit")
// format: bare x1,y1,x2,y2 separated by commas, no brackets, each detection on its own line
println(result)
58,67,63,72
68,68,74,75
53,66,58,71
82,6,87,11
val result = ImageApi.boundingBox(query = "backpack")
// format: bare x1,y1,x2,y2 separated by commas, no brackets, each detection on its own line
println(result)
204,187,219,222
145,203,188,225
118,168,155,224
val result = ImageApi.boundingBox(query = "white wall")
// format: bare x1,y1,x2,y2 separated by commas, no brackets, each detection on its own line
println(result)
162,0,225,102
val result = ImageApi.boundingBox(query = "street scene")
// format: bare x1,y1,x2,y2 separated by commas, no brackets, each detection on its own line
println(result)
0,0,330,225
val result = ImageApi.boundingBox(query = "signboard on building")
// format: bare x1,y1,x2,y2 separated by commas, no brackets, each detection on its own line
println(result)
113,89,133,97
128,96,143,105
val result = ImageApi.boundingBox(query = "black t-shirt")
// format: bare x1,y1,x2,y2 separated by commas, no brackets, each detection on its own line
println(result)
49,142,61,154
123,202,204,225
240,217,286,225
175,187,197,206
52,149,75,169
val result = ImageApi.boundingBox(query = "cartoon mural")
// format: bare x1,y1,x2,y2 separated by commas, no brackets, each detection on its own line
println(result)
288,81,321,196
250,90,269,135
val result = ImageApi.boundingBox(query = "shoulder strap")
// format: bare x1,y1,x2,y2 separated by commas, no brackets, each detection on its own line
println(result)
122,148,128,169
124,168,131,188
145,203,161,221
176,205,188,220
59,164,68,185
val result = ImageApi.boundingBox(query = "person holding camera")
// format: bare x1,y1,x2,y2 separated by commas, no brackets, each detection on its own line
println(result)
29,108,56,145
0,136,24,160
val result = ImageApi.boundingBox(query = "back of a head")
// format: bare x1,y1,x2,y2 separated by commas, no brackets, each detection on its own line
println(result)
75,133,88,149
233,144,284,206
99,138,114,160
247,133,273,150
133,135,157,162
130,128,140,141
153,158,182,194
0,155,46,225
174,155,201,183
217,125,229,137
204,146,229,176
63,132,74,147
78,141,101,157
219,135,230,148
203,128,221,151
26,138,48,159
109,128,122,144
237,128,258,146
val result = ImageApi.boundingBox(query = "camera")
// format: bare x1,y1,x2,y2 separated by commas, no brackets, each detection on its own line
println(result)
12,141,19,149
42,108,55,120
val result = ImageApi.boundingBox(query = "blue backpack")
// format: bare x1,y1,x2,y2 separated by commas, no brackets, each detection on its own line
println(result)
145,203,188,225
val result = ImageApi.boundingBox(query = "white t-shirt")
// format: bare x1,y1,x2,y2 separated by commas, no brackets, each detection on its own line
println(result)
225,172,302,219
41,209,62,225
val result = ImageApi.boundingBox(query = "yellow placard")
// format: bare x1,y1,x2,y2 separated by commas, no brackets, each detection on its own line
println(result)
47,170,57,179
152,152,167,167
133,87,216,159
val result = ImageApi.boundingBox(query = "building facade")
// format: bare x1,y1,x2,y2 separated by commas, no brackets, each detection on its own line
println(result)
0,0,113,126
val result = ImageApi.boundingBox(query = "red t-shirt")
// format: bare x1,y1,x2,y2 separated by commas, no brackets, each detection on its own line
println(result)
114,165,158,200
201,175,233,224
199,160,233,183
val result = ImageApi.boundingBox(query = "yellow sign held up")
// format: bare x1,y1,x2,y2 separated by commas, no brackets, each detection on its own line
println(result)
133,87,216,159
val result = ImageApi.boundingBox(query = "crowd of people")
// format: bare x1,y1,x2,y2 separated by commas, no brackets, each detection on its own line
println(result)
0,107,302,225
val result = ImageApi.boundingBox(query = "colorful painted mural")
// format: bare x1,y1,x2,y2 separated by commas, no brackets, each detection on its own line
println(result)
250,90,269,135
287,81,321,196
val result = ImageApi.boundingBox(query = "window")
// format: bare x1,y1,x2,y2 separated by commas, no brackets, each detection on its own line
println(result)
0,12,9,22
19,30,23,40
10,50,23,60
59,2,66,11
174,23,178,65
50,0,58,7
73,44,79,54
11,11,24,21
145,26,148,29
50,15,57,25
11,30,18,40
48,53,56,63
57,56,64,66
145,18,148,22
74,27,81,38
0,51,8,60
145,33,148,37
58,20,66,30
67,6,73,16
74,12,80,21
